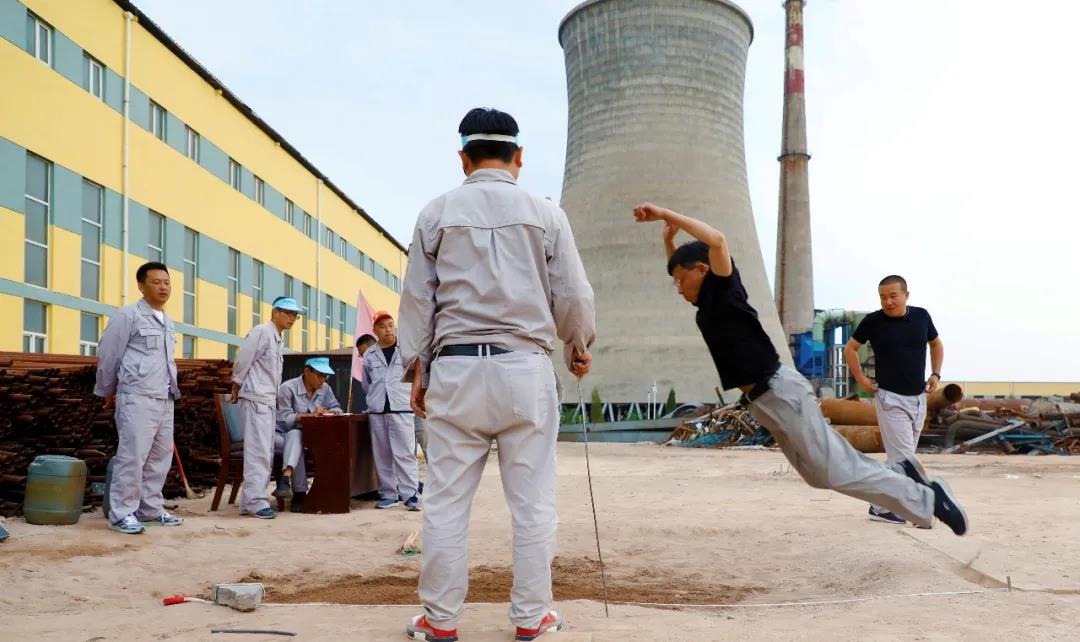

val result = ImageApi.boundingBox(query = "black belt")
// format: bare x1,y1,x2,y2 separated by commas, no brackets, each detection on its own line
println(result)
739,380,771,406
436,344,510,359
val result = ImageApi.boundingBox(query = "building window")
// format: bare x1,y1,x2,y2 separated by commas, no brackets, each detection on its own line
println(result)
185,126,200,162
338,300,346,348
81,180,104,300
254,176,265,206
324,293,333,350
301,283,311,351
23,300,47,353
84,54,104,101
147,210,164,262
27,13,52,66
356,250,366,270
229,159,241,190
182,335,195,359
80,312,100,356
183,227,197,324
251,259,263,327
150,101,167,141
228,344,237,361
303,212,313,237
366,257,375,276
338,236,347,258
24,153,50,289
284,198,294,225
227,248,239,337
283,275,293,346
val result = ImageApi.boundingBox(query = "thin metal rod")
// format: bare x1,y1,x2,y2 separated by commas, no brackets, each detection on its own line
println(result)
578,378,609,617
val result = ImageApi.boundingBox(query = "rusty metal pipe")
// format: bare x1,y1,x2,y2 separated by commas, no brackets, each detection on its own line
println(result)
927,383,963,411
832,425,884,453
820,399,877,426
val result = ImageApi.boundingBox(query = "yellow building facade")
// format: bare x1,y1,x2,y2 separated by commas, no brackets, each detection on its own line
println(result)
1,0,406,359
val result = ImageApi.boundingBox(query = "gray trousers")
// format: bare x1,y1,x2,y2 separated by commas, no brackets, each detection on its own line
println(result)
274,430,308,493
370,413,419,500
875,389,927,464
238,399,275,513
414,415,428,459
419,352,558,630
748,366,935,526
109,393,174,524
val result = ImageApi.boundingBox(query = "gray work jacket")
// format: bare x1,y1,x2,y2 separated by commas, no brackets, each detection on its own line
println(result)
398,168,596,386
275,375,342,434
94,299,180,400
232,322,283,406
362,344,411,413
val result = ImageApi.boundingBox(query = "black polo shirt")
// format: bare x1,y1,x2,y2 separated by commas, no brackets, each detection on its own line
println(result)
695,262,780,390
852,307,938,396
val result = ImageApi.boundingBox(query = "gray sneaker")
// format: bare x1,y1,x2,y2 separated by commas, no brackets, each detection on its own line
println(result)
109,514,146,535
140,511,184,527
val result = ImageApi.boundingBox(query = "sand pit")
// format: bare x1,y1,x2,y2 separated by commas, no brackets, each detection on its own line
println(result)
4,444,1080,640
253,556,762,606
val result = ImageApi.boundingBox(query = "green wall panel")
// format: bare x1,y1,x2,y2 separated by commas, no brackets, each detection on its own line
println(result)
0,137,24,213
0,0,26,50
52,30,81,87
51,164,82,234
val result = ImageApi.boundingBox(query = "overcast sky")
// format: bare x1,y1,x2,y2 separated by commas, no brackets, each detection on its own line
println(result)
136,0,1079,382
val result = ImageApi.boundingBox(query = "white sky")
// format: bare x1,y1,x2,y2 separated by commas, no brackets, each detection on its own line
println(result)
137,0,1080,382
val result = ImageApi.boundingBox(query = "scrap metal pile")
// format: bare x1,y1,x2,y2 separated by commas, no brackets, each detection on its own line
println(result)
0,352,232,517
664,403,774,449
664,381,1080,456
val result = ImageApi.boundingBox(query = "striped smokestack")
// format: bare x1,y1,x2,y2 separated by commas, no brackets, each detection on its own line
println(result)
775,0,815,337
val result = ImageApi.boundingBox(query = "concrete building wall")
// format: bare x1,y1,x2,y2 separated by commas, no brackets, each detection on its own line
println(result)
1,0,406,357
558,0,792,403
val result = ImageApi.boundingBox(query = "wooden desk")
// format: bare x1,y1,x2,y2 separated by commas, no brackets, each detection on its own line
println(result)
298,414,368,514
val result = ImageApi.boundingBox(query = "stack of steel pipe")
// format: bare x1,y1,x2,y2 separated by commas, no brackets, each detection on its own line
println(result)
820,384,964,454
0,352,232,516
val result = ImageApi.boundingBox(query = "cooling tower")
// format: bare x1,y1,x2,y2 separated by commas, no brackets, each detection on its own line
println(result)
558,0,793,403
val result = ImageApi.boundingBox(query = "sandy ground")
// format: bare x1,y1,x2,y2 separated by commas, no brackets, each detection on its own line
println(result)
3,444,1080,641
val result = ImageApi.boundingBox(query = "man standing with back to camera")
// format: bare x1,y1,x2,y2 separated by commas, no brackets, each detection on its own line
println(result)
399,107,595,642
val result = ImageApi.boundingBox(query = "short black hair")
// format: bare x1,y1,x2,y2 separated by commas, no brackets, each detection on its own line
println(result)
879,275,908,291
355,334,376,348
136,261,169,283
667,241,710,276
459,107,519,163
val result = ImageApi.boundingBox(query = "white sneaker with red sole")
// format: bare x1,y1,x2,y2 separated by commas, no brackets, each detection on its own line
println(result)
515,611,563,641
406,614,457,642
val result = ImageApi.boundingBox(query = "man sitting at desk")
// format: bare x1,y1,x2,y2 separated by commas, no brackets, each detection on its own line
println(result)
274,357,342,512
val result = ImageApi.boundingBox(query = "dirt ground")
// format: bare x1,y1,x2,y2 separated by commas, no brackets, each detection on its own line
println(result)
3,444,1079,641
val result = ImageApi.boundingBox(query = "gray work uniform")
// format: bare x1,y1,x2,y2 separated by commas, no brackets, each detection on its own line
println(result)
362,344,419,501
231,322,283,513
748,366,936,526
275,376,342,494
870,389,928,514
94,299,181,524
398,168,596,630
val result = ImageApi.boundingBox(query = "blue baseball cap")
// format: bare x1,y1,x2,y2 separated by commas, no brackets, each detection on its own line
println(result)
304,357,335,376
272,296,305,313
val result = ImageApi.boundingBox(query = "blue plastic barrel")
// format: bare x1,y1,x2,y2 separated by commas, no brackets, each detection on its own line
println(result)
24,455,87,525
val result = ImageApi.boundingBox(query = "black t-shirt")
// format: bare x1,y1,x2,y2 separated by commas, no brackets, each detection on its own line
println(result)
695,262,781,390
381,344,397,413
852,307,938,396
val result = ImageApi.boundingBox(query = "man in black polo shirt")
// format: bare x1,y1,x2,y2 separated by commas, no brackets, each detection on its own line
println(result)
633,203,968,535
845,275,944,525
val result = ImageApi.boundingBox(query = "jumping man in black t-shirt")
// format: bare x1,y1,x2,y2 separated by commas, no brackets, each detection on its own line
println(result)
632,203,968,535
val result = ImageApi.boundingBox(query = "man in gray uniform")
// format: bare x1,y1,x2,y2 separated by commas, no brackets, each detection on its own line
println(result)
231,296,301,519
95,261,183,535
633,202,968,537
400,108,595,642
363,311,420,511
274,356,341,513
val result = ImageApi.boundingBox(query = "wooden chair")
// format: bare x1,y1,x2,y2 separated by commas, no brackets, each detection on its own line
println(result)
210,394,285,512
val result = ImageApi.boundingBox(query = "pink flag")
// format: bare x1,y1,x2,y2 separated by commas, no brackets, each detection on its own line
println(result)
352,289,377,383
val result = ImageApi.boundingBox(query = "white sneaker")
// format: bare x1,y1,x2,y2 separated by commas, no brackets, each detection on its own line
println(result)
109,514,146,535
140,511,184,527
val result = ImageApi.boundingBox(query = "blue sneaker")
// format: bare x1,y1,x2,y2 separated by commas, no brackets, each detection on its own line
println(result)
868,506,905,525
376,496,402,509
109,514,146,535
244,507,276,519
140,511,184,527
404,496,421,512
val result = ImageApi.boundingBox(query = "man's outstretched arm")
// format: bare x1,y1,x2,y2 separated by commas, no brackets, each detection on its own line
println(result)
633,203,732,276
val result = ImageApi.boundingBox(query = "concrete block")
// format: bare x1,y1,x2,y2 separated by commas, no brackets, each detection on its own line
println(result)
212,582,264,612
